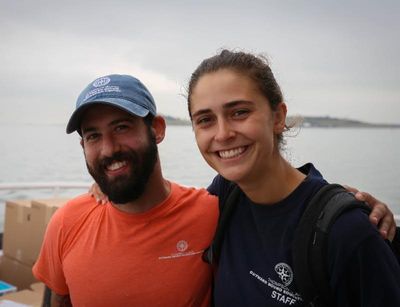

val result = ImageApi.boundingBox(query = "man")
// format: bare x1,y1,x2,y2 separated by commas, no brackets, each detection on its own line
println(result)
33,74,218,306
34,73,396,307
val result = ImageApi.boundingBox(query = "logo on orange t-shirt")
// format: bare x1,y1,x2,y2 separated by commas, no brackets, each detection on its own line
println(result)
177,240,188,252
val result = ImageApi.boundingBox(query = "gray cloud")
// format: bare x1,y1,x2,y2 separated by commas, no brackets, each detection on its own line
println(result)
1,0,399,124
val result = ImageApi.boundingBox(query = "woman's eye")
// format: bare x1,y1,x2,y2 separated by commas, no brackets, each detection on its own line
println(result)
196,117,212,126
233,109,249,117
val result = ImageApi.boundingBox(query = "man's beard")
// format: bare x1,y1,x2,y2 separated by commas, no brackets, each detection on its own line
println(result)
86,130,158,204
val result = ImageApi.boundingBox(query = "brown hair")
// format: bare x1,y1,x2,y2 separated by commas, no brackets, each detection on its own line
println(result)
188,49,283,115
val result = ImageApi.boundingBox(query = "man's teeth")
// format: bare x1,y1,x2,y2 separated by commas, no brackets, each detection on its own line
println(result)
218,147,245,159
107,161,127,171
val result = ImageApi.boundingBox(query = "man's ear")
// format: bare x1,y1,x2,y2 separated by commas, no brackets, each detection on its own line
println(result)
273,102,287,134
151,116,166,144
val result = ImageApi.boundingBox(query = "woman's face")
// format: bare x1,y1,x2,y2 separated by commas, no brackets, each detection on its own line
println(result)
190,69,286,185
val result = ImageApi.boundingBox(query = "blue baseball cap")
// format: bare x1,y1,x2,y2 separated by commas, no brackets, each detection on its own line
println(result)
66,74,157,134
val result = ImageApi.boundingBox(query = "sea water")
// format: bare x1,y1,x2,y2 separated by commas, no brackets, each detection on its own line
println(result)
0,124,399,230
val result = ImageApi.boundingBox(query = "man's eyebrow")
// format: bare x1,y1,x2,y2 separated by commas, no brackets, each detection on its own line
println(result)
191,100,253,118
81,117,134,134
109,118,134,126
81,126,97,135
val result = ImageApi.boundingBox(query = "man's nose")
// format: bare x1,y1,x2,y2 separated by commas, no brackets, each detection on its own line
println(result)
100,134,120,157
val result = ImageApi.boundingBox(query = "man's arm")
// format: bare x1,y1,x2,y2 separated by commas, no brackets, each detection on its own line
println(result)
42,286,72,307
51,292,72,307
89,181,398,240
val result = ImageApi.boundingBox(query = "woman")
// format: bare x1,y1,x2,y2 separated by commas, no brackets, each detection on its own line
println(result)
187,49,400,306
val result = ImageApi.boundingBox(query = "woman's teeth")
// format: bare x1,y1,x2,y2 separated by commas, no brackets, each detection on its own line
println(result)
218,147,246,159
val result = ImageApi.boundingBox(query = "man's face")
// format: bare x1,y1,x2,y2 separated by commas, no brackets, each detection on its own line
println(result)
80,105,158,204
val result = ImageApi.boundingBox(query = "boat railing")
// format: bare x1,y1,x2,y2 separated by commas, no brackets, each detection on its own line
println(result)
0,182,399,223
0,182,91,198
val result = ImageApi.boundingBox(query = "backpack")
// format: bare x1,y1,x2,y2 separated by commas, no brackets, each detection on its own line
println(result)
203,183,400,307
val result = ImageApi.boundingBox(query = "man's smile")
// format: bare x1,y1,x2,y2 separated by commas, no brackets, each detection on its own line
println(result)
106,160,128,171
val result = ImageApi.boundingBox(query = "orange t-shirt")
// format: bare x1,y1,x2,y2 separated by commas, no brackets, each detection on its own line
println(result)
33,182,218,307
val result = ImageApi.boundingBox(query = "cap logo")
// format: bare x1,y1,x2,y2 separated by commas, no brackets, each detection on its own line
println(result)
93,77,111,87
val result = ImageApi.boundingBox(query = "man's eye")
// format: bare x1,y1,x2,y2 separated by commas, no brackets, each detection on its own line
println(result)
85,133,99,142
115,125,129,132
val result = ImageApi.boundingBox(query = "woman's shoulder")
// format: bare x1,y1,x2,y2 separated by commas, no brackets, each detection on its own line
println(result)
327,207,400,303
330,207,377,245
207,175,234,198
327,206,392,267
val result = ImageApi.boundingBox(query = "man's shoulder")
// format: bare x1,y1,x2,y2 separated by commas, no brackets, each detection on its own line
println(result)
172,182,217,198
170,182,218,208
51,193,99,223
60,193,97,210
42,193,102,247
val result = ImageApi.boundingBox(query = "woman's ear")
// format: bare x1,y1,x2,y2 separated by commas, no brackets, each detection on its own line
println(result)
273,102,287,134
151,115,166,144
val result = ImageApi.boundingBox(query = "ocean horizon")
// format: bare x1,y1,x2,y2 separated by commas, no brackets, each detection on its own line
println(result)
1,124,399,230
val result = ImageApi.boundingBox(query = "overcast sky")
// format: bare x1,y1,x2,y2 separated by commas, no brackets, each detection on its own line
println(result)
1,0,399,125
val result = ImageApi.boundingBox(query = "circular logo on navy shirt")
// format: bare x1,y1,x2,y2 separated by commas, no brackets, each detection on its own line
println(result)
275,262,294,286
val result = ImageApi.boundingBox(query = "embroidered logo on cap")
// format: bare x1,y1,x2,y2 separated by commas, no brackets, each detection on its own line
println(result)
93,77,111,87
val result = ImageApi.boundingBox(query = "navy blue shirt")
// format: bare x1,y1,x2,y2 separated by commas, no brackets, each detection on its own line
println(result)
207,163,400,307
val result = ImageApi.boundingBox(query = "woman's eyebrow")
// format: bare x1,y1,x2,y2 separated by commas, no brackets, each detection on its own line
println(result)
223,100,253,109
192,100,254,119
191,108,212,118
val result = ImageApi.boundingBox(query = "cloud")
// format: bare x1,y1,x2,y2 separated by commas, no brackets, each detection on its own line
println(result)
1,0,399,124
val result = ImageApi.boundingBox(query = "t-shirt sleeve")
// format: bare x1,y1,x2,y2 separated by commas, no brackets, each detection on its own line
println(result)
32,208,69,295
207,175,232,202
207,175,221,196
328,208,400,306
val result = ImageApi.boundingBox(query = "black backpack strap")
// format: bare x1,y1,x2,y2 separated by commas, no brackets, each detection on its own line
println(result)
293,183,371,307
390,227,400,262
203,184,241,265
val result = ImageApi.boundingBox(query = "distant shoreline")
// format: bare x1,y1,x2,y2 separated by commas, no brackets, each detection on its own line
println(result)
165,115,400,128
2,115,400,128
286,116,400,128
